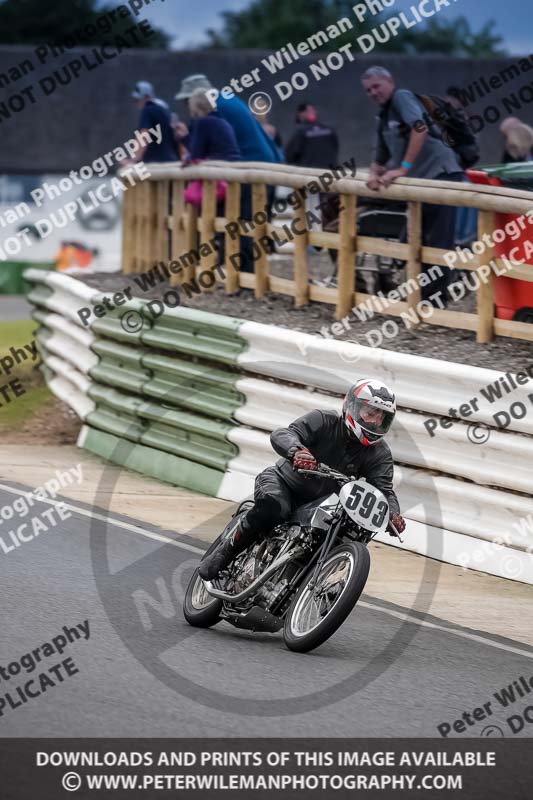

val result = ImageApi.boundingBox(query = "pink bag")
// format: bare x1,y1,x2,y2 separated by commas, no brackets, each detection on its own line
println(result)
184,180,227,208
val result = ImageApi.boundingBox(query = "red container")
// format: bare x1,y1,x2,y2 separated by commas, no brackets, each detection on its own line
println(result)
466,169,533,321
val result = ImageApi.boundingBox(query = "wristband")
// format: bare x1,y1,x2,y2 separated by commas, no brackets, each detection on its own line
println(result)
401,161,412,170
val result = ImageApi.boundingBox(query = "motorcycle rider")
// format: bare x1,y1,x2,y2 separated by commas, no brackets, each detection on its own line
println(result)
199,378,406,581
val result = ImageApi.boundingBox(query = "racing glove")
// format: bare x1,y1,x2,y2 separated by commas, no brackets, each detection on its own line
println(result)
389,512,406,534
292,448,318,472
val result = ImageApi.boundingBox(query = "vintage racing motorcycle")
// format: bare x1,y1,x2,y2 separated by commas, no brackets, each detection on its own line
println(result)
183,464,402,653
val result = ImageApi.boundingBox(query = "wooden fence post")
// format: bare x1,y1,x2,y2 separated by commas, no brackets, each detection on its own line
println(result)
199,180,217,292
170,179,186,286
252,183,269,298
184,203,199,283
477,209,495,343
140,181,157,273
130,183,144,272
156,180,170,264
293,191,309,307
225,182,241,294
138,182,149,273
406,201,422,322
121,187,134,274
336,193,357,319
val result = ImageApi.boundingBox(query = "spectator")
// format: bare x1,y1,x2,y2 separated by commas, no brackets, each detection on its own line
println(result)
445,86,479,246
175,74,282,164
131,81,178,163
180,90,243,270
184,89,242,162
285,103,340,238
175,74,282,276
362,66,463,304
285,103,339,169
253,112,283,150
444,85,480,170
500,117,533,163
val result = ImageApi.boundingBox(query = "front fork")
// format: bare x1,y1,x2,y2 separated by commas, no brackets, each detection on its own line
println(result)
307,514,343,591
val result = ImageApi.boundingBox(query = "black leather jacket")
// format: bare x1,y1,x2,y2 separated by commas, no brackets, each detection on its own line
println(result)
270,409,400,515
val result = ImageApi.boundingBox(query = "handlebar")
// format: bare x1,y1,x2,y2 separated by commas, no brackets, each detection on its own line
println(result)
297,463,351,484
298,463,405,543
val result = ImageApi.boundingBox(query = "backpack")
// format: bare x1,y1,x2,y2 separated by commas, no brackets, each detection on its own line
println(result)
378,91,480,169
415,93,480,168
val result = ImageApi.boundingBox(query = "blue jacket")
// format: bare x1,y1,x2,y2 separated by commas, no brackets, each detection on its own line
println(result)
216,95,283,163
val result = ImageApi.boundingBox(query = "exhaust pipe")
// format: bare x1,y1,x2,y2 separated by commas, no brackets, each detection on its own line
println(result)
203,550,300,603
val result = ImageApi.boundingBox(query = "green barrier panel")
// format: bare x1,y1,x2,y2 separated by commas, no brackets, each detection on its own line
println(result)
140,307,247,365
91,339,144,368
89,338,150,393
89,342,243,419
143,379,241,420
139,400,233,441
87,385,236,471
142,325,245,364
91,317,146,344
143,352,238,388
89,383,236,440
86,407,145,443
89,362,149,394
143,353,243,420
87,384,146,415
141,422,235,471
146,305,245,336
79,425,224,496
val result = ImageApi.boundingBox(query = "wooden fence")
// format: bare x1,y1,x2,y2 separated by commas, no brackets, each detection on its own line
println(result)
121,161,533,344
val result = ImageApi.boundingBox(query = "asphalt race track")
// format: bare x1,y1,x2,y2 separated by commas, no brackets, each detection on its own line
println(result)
2,484,533,739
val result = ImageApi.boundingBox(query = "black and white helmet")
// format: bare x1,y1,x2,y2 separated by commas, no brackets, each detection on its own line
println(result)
342,378,396,446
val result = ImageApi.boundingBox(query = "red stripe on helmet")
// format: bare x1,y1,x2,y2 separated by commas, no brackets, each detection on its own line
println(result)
353,381,369,398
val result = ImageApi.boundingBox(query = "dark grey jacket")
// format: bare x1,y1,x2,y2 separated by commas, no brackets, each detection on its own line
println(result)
270,409,400,515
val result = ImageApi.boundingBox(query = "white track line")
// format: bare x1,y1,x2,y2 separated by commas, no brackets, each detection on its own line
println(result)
358,602,533,660
1,483,532,658
0,482,204,554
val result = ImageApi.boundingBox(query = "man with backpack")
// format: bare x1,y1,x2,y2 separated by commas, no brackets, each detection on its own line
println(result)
361,66,469,305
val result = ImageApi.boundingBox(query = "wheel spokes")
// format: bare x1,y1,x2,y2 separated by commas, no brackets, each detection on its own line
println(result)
290,552,354,637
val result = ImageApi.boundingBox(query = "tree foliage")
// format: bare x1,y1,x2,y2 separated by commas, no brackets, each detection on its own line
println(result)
392,17,507,58
0,0,169,48
206,0,506,58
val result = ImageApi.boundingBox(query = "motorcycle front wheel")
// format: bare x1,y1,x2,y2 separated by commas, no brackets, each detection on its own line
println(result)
183,537,223,628
283,542,370,653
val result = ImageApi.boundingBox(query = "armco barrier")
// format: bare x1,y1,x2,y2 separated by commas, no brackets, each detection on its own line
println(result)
24,269,533,584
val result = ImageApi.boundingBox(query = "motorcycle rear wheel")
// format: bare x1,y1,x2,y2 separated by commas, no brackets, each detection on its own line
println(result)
283,542,370,653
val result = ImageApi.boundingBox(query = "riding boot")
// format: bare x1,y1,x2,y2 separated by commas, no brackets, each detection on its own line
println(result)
198,516,256,581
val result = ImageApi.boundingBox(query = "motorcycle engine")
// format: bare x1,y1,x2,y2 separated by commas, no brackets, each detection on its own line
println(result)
256,578,289,609
229,536,293,606
230,552,257,594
